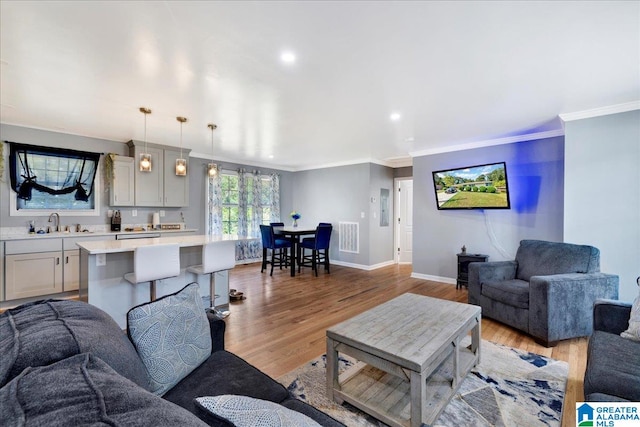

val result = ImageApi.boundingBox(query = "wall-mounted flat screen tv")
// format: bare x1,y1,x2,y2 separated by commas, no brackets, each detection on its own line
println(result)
432,161,511,210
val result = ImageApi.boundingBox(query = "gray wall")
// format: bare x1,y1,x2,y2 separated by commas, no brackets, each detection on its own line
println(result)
412,136,565,281
0,124,292,235
564,110,640,301
290,163,395,266
394,166,413,178
291,164,370,265
369,163,395,265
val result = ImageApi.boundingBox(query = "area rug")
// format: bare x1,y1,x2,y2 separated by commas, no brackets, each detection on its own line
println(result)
278,339,568,427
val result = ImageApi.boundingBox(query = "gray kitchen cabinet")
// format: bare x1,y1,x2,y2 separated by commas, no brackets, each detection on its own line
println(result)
163,148,189,207
130,143,164,207
63,249,80,291
0,244,4,301
5,238,65,300
109,155,135,206
3,235,112,301
5,251,63,299
127,140,190,207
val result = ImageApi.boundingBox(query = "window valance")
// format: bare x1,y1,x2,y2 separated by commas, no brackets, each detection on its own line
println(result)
8,142,101,202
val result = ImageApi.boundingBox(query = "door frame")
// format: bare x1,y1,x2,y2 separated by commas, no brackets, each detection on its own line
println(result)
393,177,413,264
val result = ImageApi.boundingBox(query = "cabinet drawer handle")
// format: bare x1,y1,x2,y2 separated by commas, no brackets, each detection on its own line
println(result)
56,257,60,265
66,256,69,264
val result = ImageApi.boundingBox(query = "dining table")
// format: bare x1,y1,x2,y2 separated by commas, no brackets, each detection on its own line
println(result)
273,225,317,277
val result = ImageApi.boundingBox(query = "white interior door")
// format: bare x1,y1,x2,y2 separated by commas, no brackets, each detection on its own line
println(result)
395,178,413,263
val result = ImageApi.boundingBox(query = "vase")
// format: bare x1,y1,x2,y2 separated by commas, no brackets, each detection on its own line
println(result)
292,219,298,227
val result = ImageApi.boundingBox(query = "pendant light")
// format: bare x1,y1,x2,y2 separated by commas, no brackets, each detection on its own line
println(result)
175,116,187,176
139,107,152,172
207,123,218,177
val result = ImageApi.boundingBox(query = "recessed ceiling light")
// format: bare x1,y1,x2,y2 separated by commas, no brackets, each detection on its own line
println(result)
390,112,401,121
269,154,274,159
405,137,415,142
280,51,296,64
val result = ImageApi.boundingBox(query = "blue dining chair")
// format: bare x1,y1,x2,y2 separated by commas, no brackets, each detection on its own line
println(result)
301,222,332,245
298,223,333,276
260,224,291,276
269,222,290,247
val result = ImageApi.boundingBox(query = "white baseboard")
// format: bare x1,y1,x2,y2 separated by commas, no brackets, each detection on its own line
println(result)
410,272,457,285
236,258,261,265
331,259,395,271
242,258,455,285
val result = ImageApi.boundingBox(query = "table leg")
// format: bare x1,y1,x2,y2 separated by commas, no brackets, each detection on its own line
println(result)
472,314,481,366
410,369,425,427
452,336,460,389
326,337,340,403
289,236,299,277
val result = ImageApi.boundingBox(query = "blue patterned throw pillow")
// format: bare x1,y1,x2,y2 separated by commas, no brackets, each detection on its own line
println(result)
195,395,321,427
127,283,211,395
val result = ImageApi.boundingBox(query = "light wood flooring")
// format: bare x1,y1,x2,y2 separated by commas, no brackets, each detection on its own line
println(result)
224,262,587,427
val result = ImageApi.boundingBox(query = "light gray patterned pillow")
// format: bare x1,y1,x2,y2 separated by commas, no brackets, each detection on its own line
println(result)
621,290,640,342
127,283,211,395
195,395,321,427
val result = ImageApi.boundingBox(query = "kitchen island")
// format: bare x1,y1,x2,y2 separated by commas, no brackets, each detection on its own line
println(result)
76,234,252,328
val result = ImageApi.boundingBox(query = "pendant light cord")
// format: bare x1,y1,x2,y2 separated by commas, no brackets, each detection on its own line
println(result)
144,112,148,153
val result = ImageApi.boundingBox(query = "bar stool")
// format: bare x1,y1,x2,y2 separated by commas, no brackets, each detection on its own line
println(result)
299,224,333,276
187,240,236,318
124,244,180,301
269,222,290,267
260,225,291,276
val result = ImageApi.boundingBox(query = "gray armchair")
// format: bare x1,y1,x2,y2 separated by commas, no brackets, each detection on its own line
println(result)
583,279,640,402
468,239,619,346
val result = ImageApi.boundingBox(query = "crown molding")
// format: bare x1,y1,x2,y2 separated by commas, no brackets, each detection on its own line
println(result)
292,156,411,172
559,101,640,122
190,152,412,172
189,151,296,172
409,129,565,158
382,156,413,168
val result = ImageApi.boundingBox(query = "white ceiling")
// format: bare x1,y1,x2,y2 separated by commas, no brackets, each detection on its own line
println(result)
1,1,638,171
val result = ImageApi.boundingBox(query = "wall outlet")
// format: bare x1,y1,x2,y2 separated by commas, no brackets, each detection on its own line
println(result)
361,211,365,218
132,209,137,217
96,254,106,266
107,209,113,218
159,210,165,217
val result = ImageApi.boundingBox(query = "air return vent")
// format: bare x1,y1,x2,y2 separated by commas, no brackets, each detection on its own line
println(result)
339,222,359,253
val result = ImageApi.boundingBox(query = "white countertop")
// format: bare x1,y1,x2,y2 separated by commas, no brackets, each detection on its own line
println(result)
0,228,198,241
76,234,255,254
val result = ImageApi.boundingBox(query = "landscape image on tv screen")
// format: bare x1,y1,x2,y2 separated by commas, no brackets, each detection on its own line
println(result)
432,162,511,210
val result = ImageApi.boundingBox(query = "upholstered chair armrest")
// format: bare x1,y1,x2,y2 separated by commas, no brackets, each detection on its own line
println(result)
593,299,632,335
468,261,517,305
207,311,226,353
529,273,619,345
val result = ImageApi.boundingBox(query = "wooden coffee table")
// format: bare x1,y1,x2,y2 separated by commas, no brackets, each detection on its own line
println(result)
326,293,481,427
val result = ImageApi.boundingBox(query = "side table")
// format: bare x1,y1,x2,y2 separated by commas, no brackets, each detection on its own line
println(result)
457,253,489,289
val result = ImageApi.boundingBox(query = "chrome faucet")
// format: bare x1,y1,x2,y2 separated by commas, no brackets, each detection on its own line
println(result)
48,212,60,232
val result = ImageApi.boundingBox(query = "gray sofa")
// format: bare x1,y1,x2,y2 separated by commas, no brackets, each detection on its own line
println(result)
583,298,640,401
468,239,619,346
0,298,344,427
